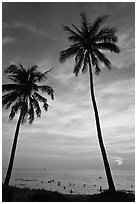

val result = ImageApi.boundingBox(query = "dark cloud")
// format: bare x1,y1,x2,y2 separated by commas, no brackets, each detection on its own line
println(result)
3,25,55,66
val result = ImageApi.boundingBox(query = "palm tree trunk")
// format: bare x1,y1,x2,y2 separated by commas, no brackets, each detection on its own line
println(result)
4,111,22,185
88,55,116,192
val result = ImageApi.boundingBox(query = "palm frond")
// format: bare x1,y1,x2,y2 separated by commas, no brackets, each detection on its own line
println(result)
95,27,118,43
32,97,41,118
96,42,120,53
90,52,98,66
2,91,19,109
60,44,80,63
9,99,23,120
19,64,25,71
28,96,35,124
68,35,80,43
21,101,28,124
38,85,54,100
36,68,53,82
43,103,49,111
33,92,47,103
93,49,111,69
5,65,20,83
81,51,89,74
95,64,101,75
5,64,19,74
28,71,41,83
9,104,19,120
27,66,39,82
63,25,81,38
89,15,110,37
33,92,49,111
28,95,42,124
75,48,84,63
73,52,84,76
80,12,90,34
5,64,28,83
2,84,22,92
71,24,83,36
29,65,38,73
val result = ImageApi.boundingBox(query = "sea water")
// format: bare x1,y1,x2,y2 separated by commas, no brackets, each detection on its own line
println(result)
2,168,135,195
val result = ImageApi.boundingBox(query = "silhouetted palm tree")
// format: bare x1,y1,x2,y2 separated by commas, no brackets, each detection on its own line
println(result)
60,13,120,192
3,64,54,185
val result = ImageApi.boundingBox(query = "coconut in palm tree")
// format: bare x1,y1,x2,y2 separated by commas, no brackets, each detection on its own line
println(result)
2,64,54,185
60,13,120,192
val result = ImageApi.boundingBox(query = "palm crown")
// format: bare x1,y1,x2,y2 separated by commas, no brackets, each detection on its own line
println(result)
60,13,120,76
2,64,54,124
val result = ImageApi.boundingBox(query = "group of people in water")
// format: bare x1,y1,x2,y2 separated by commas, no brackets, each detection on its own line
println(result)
43,178,103,194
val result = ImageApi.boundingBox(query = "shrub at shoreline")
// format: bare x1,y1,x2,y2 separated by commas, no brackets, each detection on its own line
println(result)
2,184,135,202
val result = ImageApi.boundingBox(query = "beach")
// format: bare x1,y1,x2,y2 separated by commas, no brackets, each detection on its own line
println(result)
2,168,135,196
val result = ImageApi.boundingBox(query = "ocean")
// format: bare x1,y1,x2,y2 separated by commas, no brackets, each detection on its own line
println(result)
2,168,135,195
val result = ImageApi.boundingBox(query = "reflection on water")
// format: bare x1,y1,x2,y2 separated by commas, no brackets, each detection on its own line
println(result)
2,168,135,195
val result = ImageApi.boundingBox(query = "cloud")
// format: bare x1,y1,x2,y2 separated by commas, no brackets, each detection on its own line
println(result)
13,21,55,40
2,36,14,44
2,55,134,169
2,27,56,66
8,59,133,155
108,29,135,69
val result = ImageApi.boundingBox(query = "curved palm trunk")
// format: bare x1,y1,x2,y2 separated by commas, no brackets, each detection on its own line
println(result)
88,55,116,192
4,111,22,185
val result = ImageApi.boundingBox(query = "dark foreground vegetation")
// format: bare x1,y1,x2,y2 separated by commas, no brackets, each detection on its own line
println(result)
2,184,135,202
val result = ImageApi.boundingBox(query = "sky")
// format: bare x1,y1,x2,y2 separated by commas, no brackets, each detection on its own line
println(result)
2,2,135,173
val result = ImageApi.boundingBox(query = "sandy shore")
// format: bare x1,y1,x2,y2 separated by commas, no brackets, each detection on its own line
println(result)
2,184,135,202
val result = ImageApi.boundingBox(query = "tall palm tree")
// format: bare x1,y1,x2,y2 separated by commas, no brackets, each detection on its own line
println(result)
2,64,54,185
60,13,120,192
